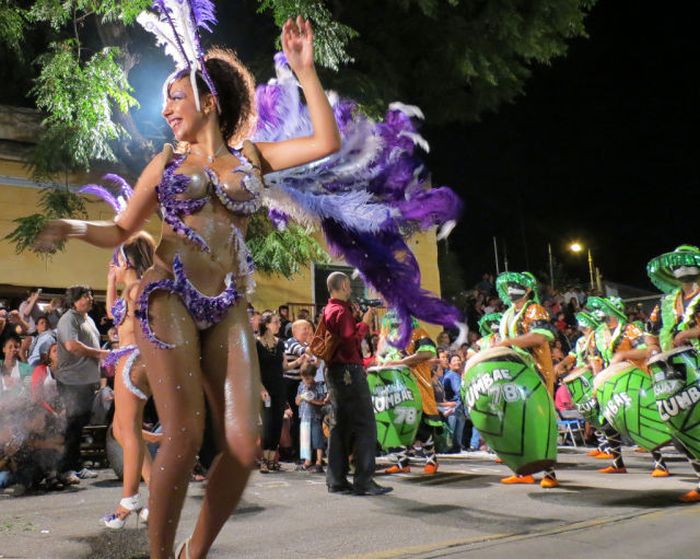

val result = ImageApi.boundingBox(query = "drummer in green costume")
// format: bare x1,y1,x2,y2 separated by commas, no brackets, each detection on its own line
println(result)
586,296,671,477
646,245,700,502
554,312,613,458
493,272,560,488
466,313,503,360
377,312,443,475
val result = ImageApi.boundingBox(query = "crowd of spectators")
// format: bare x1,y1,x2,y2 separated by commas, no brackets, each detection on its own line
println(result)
2,276,650,496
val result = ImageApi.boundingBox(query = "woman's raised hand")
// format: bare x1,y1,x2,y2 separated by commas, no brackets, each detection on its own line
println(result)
281,16,314,73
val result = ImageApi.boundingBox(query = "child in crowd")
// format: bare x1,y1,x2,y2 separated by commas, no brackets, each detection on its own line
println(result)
295,363,327,473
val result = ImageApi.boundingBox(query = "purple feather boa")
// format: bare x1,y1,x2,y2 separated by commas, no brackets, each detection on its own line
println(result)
322,220,463,348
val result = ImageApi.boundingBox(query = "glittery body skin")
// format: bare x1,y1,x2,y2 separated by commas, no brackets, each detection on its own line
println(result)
137,141,262,348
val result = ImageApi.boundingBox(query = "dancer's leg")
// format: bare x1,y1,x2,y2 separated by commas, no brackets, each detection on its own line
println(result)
136,292,205,559
599,425,625,472
112,362,149,499
651,449,670,476
187,302,260,559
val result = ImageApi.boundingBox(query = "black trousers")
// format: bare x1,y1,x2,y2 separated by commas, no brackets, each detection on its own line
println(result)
261,389,286,451
284,377,302,458
326,363,376,490
57,382,98,473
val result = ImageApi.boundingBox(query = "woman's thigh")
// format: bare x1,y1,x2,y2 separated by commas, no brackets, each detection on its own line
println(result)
200,301,260,463
134,281,206,438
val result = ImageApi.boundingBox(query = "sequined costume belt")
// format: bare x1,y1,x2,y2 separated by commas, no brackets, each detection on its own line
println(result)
135,253,241,349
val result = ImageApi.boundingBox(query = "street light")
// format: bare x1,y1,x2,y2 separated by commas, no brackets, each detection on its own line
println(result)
568,241,596,291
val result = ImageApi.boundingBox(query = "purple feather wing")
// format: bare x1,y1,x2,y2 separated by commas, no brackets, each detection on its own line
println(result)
78,185,120,213
255,53,464,340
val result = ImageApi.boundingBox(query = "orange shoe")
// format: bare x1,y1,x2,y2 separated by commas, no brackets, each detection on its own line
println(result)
587,449,602,457
651,468,670,478
501,475,535,484
679,490,700,503
494,457,503,464
598,466,627,474
381,464,411,475
540,476,559,489
424,463,439,475
594,452,615,460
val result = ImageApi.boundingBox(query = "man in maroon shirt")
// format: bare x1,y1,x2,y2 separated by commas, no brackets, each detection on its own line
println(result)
324,272,392,496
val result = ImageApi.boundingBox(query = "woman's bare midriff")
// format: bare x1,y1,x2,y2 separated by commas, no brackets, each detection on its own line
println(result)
153,199,249,296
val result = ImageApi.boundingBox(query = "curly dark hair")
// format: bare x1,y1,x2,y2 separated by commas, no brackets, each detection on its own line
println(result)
169,47,256,144
65,285,93,309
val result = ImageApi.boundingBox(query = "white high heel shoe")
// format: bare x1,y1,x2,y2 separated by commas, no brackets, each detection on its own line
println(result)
174,537,191,559
139,507,149,524
101,494,143,529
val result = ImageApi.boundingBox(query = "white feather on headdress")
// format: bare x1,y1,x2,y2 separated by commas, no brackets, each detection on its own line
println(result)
137,0,219,112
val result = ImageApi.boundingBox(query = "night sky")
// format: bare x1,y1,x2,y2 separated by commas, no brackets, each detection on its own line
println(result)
427,0,697,290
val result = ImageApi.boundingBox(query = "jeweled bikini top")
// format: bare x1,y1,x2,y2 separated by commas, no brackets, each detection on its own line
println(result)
156,140,264,253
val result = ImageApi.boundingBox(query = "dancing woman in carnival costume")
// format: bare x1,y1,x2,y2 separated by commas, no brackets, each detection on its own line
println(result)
646,245,700,502
493,272,559,488
34,2,463,556
378,311,442,475
100,228,158,528
585,296,670,477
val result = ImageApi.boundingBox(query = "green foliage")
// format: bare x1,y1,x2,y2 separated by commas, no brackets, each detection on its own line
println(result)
31,42,139,174
257,0,358,70
0,0,26,52
4,186,87,254
259,0,597,123
247,211,329,276
27,0,150,28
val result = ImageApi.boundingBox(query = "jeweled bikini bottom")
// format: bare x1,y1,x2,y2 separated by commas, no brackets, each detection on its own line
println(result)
135,253,241,350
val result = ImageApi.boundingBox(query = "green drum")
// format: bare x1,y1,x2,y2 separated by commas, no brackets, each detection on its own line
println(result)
461,347,557,476
366,366,423,450
593,361,672,450
648,346,700,459
563,366,602,428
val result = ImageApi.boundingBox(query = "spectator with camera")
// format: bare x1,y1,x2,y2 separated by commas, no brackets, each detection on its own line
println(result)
321,272,391,496
55,285,109,485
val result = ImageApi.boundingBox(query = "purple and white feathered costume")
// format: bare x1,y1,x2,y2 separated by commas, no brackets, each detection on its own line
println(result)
253,54,465,347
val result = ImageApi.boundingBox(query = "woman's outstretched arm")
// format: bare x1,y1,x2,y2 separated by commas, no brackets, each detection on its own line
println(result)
35,152,166,252
256,17,341,173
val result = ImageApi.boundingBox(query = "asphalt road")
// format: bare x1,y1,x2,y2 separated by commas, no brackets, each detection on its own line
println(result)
1,447,698,559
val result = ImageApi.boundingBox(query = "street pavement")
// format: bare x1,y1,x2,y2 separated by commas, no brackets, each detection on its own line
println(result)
1,447,698,559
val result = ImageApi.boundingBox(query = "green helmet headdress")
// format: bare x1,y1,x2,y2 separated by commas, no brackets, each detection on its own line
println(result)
496,271,539,305
586,296,627,322
380,310,418,338
575,311,600,331
478,312,503,337
646,245,700,294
